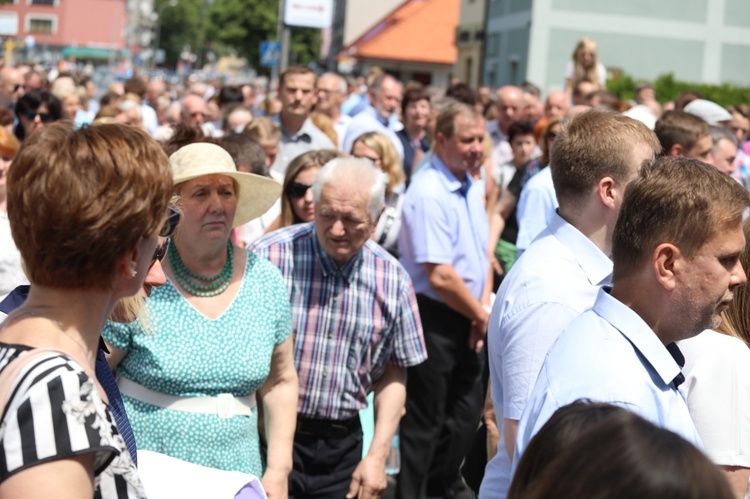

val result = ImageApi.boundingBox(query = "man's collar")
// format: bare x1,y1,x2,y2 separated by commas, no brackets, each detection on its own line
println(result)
593,287,684,388
365,105,390,127
277,115,313,140
549,212,612,287
430,154,471,194
311,228,364,282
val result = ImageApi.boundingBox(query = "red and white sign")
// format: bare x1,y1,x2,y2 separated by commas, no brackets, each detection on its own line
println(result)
284,0,333,29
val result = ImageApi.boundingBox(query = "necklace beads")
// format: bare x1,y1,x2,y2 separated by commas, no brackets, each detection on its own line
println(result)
169,240,234,297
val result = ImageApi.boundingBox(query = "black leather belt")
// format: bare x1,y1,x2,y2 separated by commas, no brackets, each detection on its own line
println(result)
296,415,360,438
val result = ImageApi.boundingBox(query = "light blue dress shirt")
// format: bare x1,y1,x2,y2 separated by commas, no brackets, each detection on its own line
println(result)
514,287,702,472
515,166,558,254
341,105,404,159
479,212,612,499
398,154,489,302
271,117,336,175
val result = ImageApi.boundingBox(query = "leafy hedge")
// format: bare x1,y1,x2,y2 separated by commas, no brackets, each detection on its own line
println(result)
607,72,750,107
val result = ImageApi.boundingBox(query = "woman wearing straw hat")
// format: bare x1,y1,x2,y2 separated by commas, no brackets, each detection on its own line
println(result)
103,142,298,497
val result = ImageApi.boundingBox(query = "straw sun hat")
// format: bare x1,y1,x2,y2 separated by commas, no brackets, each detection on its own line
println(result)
169,142,281,228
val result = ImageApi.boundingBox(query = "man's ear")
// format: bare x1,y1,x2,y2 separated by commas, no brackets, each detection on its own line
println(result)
596,176,618,210
371,204,386,235
653,242,680,291
668,144,683,157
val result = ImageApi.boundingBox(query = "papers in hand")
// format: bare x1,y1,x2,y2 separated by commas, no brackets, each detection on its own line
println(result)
137,450,267,499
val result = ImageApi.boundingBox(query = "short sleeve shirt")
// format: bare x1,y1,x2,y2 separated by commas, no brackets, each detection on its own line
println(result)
398,154,489,303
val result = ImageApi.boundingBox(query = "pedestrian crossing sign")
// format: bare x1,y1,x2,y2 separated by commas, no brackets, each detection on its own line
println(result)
260,41,280,67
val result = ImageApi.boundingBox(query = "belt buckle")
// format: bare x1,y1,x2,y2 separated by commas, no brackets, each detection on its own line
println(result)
217,393,234,419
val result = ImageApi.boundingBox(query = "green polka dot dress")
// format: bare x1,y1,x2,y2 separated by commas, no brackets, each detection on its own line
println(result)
103,252,292,475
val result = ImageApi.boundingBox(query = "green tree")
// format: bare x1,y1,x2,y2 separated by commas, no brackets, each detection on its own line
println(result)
608,72,750,107
207,0,321,72
155,0,204,68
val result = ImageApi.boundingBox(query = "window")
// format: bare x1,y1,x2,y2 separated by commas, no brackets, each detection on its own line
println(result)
29,18,52,33
0,13,18,35
30,0,56,5
25,14,56,34
0,0,17,5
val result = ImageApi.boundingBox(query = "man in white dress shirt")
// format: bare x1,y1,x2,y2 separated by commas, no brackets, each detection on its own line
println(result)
515,156,750,473
342,74,404,158
479,111,660,499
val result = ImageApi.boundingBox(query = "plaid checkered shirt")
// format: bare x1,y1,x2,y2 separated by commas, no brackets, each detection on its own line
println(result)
250,223,427,421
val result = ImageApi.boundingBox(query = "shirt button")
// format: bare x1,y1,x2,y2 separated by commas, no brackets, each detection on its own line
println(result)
333,295,339,302
323,371,328,377
328,331,333,339
316,408,322,415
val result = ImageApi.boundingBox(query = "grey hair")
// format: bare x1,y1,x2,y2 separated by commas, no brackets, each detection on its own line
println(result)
312,157,387,221
710,125,739,147
320,72,347,94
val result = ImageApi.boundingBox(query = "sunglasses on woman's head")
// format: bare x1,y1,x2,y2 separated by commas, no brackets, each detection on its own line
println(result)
24,110,52,123
160,207,181,237
287,182,313,199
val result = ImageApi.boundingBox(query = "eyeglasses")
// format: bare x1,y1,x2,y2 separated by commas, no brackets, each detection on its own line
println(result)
160,207,181,237
149,237,170,269
287,181,313,199
24,110,52,123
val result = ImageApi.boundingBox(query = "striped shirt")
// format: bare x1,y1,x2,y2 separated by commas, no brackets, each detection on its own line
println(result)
250,223,427,420
0,344,145,498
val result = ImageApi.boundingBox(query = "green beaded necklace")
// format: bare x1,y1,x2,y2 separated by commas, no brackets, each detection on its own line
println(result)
169,240,234,297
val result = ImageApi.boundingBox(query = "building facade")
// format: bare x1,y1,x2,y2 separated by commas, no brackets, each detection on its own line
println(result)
455,0,486,88
0,0,126,63
483,0,750,92
340,0,459,87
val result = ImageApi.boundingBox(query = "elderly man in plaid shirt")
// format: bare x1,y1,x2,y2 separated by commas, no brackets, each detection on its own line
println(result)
250,157,426,499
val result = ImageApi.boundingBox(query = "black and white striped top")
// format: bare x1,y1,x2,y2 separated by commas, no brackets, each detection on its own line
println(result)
0,344,146,498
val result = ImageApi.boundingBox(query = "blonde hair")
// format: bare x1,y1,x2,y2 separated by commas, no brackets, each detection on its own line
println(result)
243,117,281,143
572,37,601,89
351,131,404,193
109,195,181,329
281,149,344,227
717,218,750,347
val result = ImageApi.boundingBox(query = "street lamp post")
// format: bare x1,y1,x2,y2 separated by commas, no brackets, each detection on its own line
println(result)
153,0,178,70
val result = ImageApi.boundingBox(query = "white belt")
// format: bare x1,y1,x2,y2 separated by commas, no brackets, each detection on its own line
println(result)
118,377,256,419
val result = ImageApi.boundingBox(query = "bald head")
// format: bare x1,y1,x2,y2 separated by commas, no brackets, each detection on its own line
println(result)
316,73,347,116
496,86,523,134
545,90,569,119
0,67,23,101
371,75,403,120
146,80,166,104
181,94,207,126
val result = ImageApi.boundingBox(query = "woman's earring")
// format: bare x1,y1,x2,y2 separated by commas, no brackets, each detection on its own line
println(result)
132,270,138,278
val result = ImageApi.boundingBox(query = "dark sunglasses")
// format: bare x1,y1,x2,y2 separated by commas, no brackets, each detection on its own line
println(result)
286,181,313,199
24,110,52,123
149,237,170,268
160,207,181,237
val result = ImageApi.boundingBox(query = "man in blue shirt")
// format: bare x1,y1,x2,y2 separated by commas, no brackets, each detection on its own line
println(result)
515,157,750,470
397,101,491,498
480,111,661,498
342,74,405,159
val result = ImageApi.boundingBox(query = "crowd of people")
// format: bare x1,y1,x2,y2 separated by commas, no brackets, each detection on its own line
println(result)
0,34,749,499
